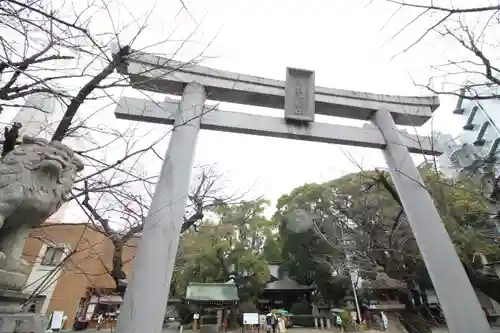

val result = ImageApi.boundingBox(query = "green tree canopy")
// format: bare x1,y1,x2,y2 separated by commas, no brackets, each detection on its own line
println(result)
173,199,274,302
278,167,500,304
276,183,350,305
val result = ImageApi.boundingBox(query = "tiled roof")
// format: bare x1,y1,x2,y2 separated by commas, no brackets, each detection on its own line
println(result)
186,282,239,303
264,277,314,291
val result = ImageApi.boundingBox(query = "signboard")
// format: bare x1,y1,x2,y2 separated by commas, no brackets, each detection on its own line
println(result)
193,313,200,320
50,311,64,330
284,67,315,122
243,313,259,325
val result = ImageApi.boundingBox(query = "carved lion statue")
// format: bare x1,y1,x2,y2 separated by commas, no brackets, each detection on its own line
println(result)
0,136,83,267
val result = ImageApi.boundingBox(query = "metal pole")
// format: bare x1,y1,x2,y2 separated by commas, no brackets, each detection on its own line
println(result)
339,224,362,323
372,109,490,333
115,82,206,333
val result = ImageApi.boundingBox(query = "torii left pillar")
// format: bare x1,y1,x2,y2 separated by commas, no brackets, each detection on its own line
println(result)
115,82,206,333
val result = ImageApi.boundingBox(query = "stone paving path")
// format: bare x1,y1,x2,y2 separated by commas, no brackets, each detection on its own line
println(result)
59,327,500,333
59,329,382,333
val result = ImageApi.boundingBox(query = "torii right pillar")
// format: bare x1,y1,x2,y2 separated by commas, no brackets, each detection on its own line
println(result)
372,109,490,333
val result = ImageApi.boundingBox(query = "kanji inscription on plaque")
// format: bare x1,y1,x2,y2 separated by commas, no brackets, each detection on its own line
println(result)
284,67,315,122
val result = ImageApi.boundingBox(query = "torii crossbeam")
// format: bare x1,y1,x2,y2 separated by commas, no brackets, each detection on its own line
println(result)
112,50,490,333
114,97,438,155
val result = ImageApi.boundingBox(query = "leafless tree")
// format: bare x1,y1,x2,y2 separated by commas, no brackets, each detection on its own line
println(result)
375,0,500,99
0,0,215,219
80,166,241,291
0,0,211,152
0,0,221,299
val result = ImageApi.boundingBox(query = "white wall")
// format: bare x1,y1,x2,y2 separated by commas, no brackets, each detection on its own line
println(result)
23,243,71,315
10,93,59,139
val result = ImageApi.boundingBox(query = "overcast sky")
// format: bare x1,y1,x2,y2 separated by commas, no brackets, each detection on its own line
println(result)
3,0,480,222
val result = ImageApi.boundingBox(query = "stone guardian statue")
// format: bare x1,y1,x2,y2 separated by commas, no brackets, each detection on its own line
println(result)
0,136,83,290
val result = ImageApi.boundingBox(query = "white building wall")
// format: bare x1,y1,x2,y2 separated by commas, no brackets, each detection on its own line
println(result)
435,89,500,179
10,93,60,139
23,243,71,315
455,98,500,160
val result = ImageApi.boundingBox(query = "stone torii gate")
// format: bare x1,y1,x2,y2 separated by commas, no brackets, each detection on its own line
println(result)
112,50,490,333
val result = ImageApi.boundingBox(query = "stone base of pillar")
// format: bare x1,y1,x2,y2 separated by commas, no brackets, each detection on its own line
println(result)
0,290,45,333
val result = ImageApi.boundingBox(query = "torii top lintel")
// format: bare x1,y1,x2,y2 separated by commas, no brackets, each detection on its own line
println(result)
116,50,439,127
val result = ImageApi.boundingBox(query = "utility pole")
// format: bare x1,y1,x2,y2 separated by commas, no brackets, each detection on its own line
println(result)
339,223,362,324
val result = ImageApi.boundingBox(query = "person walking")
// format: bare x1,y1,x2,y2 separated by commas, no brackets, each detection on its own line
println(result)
96,314,104,331
335,315,343,333
278,315,286,333
271,312,278,333
380,311,388,331
266,312,273,333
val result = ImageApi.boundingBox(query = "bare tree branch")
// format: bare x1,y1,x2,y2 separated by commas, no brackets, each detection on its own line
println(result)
378,0,500,99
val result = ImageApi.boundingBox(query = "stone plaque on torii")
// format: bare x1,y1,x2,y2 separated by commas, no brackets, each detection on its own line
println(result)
112,50,490,333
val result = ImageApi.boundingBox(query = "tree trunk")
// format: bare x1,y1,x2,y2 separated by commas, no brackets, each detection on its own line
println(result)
112,240,127,294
